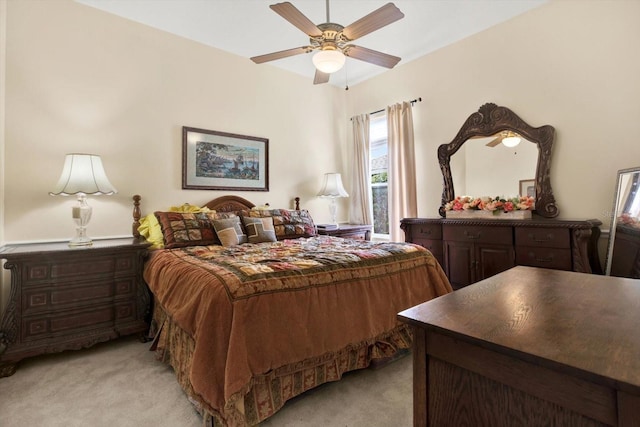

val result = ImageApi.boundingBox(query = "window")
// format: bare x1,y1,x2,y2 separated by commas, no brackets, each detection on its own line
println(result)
370,114,388,236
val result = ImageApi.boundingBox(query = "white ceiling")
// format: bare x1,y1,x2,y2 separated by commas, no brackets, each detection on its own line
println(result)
76,0,547,88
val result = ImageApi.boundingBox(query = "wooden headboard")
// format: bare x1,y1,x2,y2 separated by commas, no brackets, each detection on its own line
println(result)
132,195,301,238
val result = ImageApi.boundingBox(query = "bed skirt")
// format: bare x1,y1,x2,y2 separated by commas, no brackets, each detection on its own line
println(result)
150,301,413,426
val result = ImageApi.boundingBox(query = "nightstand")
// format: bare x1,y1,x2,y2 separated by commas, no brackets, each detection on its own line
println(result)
317,224,372,241
0,238,150,377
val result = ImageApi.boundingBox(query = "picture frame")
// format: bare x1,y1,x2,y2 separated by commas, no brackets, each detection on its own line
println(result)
182,127,269,191
519,179,535,198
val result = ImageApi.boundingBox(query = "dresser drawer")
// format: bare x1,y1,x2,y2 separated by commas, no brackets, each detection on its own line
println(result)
516,247,572,270
443,225,512,245
409,223,442,240
515,227,570,249
412,238,442,256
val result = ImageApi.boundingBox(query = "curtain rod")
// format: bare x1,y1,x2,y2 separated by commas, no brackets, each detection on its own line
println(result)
352,97,422,120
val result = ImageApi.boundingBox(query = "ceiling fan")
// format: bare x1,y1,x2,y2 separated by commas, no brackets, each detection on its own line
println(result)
485,131,522,148
250,1,404,85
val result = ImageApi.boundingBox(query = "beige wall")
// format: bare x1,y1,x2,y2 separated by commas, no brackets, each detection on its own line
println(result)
346,0,640,229
2,1,640,251
2,0,347,245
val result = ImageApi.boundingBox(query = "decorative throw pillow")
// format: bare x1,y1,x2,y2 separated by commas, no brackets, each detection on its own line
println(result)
154,211,218,249
240,209,317,240
242,216,277,243
138,205,215,249
212,217,248,247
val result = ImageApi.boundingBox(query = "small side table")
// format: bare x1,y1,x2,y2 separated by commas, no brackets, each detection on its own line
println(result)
317,224,372,241
0,237,151,377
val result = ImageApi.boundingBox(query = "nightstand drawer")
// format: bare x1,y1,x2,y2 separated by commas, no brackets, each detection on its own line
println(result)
22,305,114,341
24,255,136,285
22,278,136,314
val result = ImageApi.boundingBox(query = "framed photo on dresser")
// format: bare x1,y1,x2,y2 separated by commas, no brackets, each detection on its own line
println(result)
182,126,269,191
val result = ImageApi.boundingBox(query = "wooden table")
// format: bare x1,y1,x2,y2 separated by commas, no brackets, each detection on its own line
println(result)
398,266,640,426
317,224,372,240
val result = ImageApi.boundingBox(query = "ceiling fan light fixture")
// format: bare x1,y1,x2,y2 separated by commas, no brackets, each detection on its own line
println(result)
502,136,522,147
312,49,346,74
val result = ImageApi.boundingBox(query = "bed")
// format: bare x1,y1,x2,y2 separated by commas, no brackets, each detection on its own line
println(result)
135,195,452,426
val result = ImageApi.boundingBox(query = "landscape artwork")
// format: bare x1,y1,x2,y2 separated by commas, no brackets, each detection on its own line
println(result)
183,127,269,191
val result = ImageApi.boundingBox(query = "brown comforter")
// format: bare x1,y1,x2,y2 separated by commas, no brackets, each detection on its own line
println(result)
144,236,451,424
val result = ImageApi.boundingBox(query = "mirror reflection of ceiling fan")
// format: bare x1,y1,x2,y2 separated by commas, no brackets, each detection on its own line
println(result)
250,1,404,85
486,131,522,148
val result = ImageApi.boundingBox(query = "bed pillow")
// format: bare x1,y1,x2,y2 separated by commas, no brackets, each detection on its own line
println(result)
240,209,317,240
212,217,248,247
154,211,219,249
137,213,165,249
137,204,214,249
242,216,277,243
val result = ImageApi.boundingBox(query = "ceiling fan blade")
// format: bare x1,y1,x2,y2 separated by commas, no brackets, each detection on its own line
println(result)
342,3,404,41
313,70,330,85
344,45,401,68
270,2,323,37
250,46,310,64
486,136,503,147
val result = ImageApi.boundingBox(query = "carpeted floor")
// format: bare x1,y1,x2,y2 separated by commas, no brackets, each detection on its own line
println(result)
0,336,413,426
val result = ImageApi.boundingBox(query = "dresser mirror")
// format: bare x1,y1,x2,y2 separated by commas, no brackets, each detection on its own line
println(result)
438,103,558,218
605,166,640,278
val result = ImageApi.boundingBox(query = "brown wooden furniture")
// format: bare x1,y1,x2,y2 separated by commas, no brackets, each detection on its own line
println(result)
317,224,372,240
398,266,640,427
401,217,601,289
0,238,150,377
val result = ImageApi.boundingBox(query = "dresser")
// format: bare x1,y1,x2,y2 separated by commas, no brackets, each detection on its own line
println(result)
398,267,640,426
401,217,601,289
0,238,150,377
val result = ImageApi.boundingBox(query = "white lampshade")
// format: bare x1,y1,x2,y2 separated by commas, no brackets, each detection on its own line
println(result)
312,50,346,74
502,136,521,148
50,153,117,246
317,173,349,198
50,153,117,196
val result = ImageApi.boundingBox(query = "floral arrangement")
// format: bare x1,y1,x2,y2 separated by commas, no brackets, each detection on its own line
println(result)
444,195,535,213
619,213,640,228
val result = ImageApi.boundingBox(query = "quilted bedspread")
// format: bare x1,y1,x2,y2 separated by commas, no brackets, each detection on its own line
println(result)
144,236,451,424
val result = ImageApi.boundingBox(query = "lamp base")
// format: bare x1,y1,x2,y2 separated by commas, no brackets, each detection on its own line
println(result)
69,194,93,247
69,235,93,247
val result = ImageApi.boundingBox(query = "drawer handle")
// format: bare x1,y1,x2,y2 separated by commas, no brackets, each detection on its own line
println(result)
420,228,432,236
530,233,553,243
535,256,554,263
464,231,481,240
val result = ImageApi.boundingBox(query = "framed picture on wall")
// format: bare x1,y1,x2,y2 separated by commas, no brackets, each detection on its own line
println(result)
519,179,535,198
182,126,269,191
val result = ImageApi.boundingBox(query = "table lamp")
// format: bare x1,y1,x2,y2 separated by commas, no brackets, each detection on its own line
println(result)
49,153,117,246
317,172,349,227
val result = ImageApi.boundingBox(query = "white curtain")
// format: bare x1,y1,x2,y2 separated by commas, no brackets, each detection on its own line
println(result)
349,114,372,225
387,102,417,242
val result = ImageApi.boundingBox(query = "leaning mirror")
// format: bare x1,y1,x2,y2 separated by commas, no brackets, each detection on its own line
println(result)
438,103,558,218
605,166,640,278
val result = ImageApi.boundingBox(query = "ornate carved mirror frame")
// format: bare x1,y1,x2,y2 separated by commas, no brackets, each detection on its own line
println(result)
438,103,558,218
